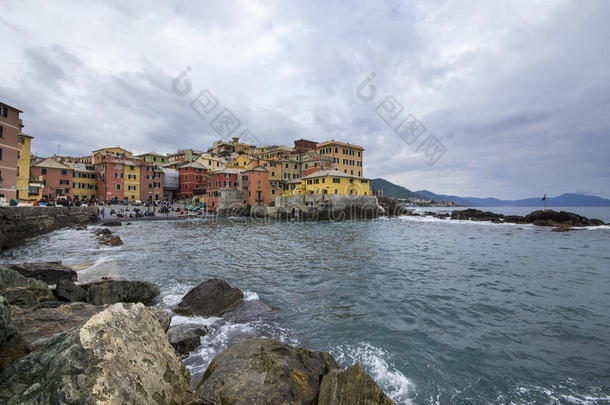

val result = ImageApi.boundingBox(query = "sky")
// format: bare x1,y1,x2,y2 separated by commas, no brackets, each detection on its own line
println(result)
1,0,609,199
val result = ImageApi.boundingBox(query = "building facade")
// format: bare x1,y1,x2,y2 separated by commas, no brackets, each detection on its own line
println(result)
0,102,22,202
70,163,97,202
316,141,364,177
30,158,73,200
244,166,271,206
17,133,32,200
284,170,371,196
177,162,207,200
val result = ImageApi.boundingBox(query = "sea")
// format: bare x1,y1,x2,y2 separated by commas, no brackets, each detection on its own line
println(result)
2,206,609,404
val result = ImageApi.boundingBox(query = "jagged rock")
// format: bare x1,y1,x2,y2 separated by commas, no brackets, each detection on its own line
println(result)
93,228,112,237
194,337,338,404
174,279,243,317
102,221,122,227
222,300,277,323
524,210,604,227
3,262,77,285
10,302,103,350
83,280,160,306
451,209,505,222
0,296,29,370
166,324,207,355
0,303,192,404
377,196,409,217
0,269,55,307
99,235,123,246
318,363,396,405
152,308,171,332
55,279,87,302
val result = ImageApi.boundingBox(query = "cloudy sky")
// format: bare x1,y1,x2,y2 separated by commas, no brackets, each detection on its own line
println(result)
1,0,609,199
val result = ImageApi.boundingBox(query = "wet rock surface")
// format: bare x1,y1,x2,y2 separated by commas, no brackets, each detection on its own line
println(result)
83,279,160,305
93,228,124,246
166,324,207,355
0,269,55,307
194,337,339,405
0,303,192,405
222,299,277,323
0,296,28,370
3,261,77,285
55,279,87,302
318,363,396,405
175,278,244,317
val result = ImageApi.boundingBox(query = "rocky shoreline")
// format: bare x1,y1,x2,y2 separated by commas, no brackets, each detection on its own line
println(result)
0,261,396,404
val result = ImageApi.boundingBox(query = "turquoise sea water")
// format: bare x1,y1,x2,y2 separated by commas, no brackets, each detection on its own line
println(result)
2,208,610,404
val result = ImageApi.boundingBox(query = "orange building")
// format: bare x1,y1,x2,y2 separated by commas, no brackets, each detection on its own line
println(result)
244,166,270,206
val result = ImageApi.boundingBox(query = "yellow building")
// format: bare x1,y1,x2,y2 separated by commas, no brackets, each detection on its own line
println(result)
135,152,167,165
16,133,32,200
316,140,364,177
231,154,251,169
284,170,370,196
70,163,97,202
123,161,140,201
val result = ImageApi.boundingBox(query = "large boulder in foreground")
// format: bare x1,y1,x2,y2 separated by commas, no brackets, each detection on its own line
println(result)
3,261,77,285
0,268,55,307
318,363,396,405
194,337,338,404
83,279,160,305
0,296,28,370
11,302,171,350
0,303,192,405
174,279,243,317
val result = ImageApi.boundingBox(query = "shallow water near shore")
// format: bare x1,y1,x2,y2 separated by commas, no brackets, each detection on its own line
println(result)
2,210,610,404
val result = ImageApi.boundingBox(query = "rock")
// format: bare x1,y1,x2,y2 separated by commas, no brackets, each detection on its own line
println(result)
451,209,505,222
99,235,124,246
3,261,77,285
55,279,87,302
0,206,98,250
174,279,244,317
0,296,29,370
318,363,396,405
84,280,160,306
0,303,192,404
551,226,577,232
152,308,171,332
524,210,600,227
93,228,112,237
74,224,88,230
166,324,207,355
222,300,277,323
194,337,338,404
103,221,122,226
377,196,409,217
10,302,103,350
0,269,55,307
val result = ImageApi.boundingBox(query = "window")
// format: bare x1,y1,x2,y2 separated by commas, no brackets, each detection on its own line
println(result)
0,125,3,138
0,148,2,160
333,178,340,184
41,168,47,174
116,184,121,190
59,179,70,185
321,178,325,183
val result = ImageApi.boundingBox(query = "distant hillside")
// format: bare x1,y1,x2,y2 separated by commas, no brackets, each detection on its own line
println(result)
370,179,610,206
416,190,610,207
371,178,420,199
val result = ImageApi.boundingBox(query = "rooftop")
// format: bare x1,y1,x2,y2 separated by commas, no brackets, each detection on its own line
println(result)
316,140,364,150
32,158,70,170
301,170,368,180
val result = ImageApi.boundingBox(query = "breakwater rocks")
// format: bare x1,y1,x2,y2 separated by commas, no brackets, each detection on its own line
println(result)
0,273,397,404
0,206,98,250
412,208,606,228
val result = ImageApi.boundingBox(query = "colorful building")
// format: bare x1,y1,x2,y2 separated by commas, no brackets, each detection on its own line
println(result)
30,158,73,200
94,153,125,202
0,102,23,202
177,162,207,200
255,145,294,161
205,168,243,212
316,140,364,177
123,162,141,201
284,170,371,196
244,166,270,206
69,163,97,202
92,147,132,164
300,152,333,177
195,153,225,171
135,152,167,165
139,162,164,202
17,133,33,200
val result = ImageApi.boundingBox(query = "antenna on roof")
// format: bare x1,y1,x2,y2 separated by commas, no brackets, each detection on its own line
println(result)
56,144,61,156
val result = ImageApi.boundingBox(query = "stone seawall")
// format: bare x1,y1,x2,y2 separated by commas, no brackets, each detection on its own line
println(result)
0,207,99,250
